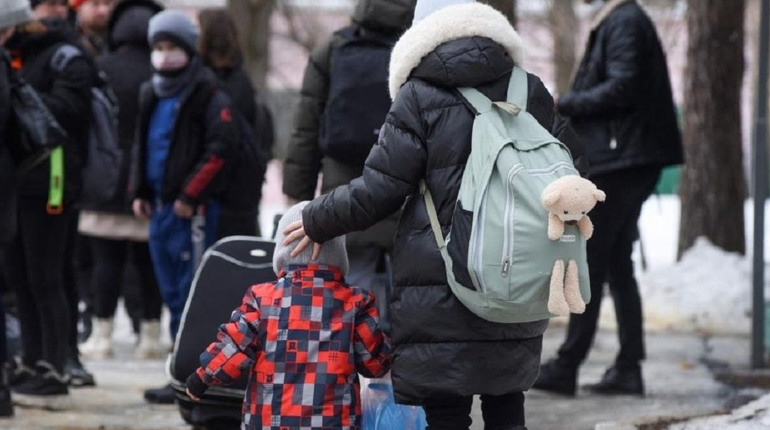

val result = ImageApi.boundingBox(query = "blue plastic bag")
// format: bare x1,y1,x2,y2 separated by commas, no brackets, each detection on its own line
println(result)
360,375,427,430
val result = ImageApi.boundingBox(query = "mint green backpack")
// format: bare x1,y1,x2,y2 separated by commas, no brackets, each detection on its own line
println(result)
421,66,590,324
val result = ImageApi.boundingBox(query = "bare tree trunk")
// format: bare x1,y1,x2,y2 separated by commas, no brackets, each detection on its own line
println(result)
678,0,746,257
548,0,577,95
482,0,517,27
228,0,274,90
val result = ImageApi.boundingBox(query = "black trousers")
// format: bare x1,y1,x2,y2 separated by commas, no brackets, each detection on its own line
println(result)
90,237,162,321
2,197,73,373
423,393,525,430
556,166,662,368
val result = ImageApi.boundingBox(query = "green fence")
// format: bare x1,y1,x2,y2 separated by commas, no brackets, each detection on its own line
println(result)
655,165,681,195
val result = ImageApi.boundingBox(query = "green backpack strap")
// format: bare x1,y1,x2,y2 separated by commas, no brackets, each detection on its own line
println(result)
459,67,527,118
47,146,64,214
420,181,445,248
507,66,529,110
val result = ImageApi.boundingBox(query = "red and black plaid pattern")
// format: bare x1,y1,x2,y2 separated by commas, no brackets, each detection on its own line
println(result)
196,264,391,430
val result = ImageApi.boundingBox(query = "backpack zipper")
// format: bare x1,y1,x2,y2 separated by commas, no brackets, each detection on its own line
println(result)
501,164,524,277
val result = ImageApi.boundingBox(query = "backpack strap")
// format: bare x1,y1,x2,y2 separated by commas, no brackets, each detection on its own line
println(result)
458,71,524,117
420,180,445,249
506,66,529,110
50,44,83,73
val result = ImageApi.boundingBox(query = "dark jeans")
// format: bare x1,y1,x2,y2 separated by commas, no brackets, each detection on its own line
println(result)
2,197,73,373
556,166,662,369
90,237,162,321
344,247,392,333
423,393,525,430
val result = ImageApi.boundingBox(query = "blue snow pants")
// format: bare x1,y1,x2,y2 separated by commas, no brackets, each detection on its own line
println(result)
148,201,221,341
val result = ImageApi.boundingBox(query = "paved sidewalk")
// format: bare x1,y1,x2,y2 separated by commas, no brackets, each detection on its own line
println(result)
2,310,753,430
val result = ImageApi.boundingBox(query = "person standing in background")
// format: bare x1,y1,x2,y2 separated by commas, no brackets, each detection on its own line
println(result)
0,0,37,417
78,0,165,361
533,0,683,397
282,0,415,332
132,10,240,404
2,0,93,410
68,0,113,56
198,7,274,238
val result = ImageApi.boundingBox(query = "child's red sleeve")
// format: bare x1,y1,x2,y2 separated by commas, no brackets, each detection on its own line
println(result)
194,283,266,388
353,290,391,378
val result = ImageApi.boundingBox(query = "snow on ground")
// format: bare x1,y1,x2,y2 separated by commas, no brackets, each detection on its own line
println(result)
669,393,770,430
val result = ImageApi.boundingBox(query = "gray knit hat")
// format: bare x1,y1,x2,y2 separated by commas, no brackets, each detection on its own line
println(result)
412,0,474,25
147,10,198,54
0,0,33,30
273,202,349,277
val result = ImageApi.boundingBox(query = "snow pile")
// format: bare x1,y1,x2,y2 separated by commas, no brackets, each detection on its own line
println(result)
639,237,764,335
669,392,770,430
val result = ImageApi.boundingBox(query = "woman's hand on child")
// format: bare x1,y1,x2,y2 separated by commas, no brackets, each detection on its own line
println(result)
283,220,322,260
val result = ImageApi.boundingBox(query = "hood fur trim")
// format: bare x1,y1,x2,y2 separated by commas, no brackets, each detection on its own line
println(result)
388,2,524,100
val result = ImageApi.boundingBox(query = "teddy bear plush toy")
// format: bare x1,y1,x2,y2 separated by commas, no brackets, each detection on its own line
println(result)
541,175,606,316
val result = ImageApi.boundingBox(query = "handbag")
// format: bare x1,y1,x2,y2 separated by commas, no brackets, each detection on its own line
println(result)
3,53,68,170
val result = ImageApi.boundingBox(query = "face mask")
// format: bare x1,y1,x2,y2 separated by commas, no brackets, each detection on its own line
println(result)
151,48,189,72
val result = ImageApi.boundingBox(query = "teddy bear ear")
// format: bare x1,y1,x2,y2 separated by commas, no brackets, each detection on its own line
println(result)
542,189,561,207
594,189,607,202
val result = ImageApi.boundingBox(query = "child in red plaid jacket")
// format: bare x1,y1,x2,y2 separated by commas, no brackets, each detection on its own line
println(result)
185,202,391,429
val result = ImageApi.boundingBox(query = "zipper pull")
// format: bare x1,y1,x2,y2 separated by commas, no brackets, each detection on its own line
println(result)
501,256,510,277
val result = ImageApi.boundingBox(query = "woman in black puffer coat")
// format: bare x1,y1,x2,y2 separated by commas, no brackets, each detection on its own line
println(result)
285,3,587,429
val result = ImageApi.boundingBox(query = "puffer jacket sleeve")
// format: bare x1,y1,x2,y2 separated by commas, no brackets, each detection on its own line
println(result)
527,73,589,177
303,81,427,243
179,91,239,205
557,13,644,117
353,289,391,378
282,36,334,201
194,283,265,390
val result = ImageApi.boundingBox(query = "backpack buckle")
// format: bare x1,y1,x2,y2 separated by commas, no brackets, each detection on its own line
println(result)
493,101,521,116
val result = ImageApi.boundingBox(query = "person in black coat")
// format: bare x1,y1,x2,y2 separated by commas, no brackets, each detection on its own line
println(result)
0,0,36,417
197,7,269,238
282,2,586,428
76,0,165,361
1,6,92,409
534,0,683,397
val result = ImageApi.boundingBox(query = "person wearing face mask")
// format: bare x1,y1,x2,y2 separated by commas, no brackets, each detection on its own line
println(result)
131,9,240,405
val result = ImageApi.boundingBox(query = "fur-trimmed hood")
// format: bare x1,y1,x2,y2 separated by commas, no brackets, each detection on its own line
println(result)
388,2,524,100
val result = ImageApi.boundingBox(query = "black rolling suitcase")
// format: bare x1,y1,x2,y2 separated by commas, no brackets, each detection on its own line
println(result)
169,236,275,429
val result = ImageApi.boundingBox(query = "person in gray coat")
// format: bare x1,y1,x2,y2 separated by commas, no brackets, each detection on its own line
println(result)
283,1,586,428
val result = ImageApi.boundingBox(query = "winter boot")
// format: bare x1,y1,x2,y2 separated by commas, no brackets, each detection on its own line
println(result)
64,350,96,387
7,356,36,388
532,359,578,396
583,363,645,396
135,320,163,359
12,361,72,411
80,318,114,359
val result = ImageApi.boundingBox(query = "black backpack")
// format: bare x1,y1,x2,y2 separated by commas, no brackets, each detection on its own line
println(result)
193,84,267,213
50,44,121,207
319,27,397,165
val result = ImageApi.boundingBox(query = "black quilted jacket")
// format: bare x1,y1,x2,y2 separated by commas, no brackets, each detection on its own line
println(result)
302,28,586,404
